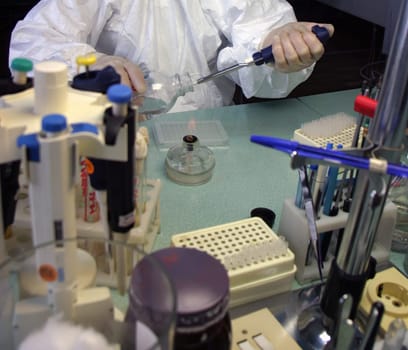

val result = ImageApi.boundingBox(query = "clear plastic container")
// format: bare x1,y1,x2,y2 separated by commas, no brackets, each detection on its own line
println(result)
0,236,176,349
392,193,408,252
165,135,215,185
390,137,408,252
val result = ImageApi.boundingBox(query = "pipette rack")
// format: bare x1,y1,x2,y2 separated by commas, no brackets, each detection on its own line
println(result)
1,82,162,261
0,61,164,348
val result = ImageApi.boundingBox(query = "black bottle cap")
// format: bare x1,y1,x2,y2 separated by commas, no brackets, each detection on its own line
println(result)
250,207,276,228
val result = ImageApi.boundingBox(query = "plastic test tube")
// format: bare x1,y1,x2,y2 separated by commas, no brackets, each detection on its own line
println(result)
11,57,33,85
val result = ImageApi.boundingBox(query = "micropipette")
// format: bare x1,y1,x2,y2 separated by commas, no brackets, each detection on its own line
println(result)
105,84,136,295
194,25,330,85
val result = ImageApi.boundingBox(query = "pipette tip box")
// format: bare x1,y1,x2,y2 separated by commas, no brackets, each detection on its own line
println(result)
171,217,296,308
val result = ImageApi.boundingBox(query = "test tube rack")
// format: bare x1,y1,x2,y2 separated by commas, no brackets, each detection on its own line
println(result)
171,217,296,308
12,178,161,261
278,198,397,284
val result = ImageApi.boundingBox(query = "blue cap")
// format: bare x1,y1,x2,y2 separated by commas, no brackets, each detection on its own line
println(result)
71,122,98,135
107,84,132,103
17,133,40,162
42,114,67,133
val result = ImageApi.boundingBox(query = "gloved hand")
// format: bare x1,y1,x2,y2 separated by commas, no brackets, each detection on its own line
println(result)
261,22,334,73
92,54,147,93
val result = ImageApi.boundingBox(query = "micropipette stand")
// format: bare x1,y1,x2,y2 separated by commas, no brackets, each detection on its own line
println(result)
0,61,137,347
13,114,130,346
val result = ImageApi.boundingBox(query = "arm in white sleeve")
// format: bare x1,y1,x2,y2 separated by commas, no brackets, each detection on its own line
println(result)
9,0,120,78
202,0,313,98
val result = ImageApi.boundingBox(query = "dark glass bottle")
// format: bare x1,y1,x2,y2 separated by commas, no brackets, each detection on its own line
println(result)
174,312,231,350
127,247,231,350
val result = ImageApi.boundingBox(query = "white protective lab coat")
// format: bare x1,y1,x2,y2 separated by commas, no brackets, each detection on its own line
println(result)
9,0,314,112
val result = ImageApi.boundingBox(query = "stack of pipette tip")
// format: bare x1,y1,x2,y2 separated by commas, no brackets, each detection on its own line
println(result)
223,237,289,271
294,112,358,147
171,217,296,306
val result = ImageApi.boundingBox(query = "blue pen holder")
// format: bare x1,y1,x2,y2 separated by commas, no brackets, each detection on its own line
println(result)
278,198,397,284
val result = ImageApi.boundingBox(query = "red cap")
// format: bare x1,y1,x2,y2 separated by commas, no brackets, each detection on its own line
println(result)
354,95,378,118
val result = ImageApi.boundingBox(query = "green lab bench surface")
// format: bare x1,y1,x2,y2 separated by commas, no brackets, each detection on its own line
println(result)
141,89,361,251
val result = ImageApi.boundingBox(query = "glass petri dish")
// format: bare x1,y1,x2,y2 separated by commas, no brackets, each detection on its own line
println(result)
0,236,176,350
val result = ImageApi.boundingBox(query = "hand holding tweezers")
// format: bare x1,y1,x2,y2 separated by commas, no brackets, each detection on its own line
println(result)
195,25,331,85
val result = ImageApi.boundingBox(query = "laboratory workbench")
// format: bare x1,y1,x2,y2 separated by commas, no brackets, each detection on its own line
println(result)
139,88,406,348
142,89,359,251
142,87,405,284
6,87,404,349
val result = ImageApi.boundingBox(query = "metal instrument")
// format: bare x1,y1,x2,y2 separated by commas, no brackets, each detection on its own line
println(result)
195,25,330,85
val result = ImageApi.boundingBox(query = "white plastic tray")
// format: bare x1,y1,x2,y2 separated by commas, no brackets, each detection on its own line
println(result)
171,217,296,307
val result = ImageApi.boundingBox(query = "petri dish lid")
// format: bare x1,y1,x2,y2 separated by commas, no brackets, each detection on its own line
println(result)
165,135,215,185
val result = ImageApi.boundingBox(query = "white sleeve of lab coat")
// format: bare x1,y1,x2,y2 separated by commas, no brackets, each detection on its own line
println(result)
201,0,314,98
9,0,121,78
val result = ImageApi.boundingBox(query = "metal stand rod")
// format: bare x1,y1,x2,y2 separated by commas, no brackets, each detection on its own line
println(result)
321,0,408,322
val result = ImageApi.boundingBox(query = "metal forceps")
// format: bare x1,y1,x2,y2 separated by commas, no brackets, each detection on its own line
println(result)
194,25,331,85
298,163,324,280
